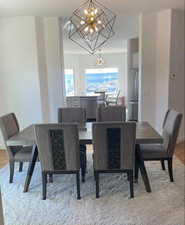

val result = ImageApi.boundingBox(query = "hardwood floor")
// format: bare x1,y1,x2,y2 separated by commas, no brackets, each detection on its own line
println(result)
0,142,184,169
175,141,185,164
0,150,8,169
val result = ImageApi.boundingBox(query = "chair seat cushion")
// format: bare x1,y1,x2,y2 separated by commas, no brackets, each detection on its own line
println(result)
140,144,168,160
14,146,33,162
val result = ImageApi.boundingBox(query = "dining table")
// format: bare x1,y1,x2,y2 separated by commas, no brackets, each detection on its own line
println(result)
6,122,163,194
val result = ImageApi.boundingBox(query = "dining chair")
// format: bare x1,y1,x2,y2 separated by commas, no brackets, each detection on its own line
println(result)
96,105,126,122
34,123,81,200
0,113,33,183
58,107,86,124
92,122,136,198
106,90,120,106
58,107,87,182
97,92,106,105
139,110,182,182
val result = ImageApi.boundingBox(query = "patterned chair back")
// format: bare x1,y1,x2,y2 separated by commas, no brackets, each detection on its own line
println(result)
34,124,80,172
162,110,182,157
93,122,136,170
58,107,86,124
96,106,126,122
0,113,20,160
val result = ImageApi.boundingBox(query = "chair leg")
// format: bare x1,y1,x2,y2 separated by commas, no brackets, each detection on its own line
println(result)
128,170,134,198
127,172,130,181
167,158,174,182
76,172,81,200
95,171,99,198
42,172,47,200
24,145,38,193
134,149,139,183
160,160,165,170
9,161,15,183
136,144,151,193
48,174,53,183
19,162,23,172
80,145,86,182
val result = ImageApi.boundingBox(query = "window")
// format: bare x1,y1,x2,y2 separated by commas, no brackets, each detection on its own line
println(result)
64,69,75,96
85,68,119,95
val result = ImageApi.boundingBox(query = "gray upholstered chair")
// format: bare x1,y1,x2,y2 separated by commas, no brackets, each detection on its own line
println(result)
58,107,87,182
96,105,126,122
0,113,33,183
139,110,182,182
58,107,86,125
92,122,136,198
34,123,81,200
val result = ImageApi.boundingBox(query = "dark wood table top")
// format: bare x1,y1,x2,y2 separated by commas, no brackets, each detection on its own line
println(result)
7,122,163,147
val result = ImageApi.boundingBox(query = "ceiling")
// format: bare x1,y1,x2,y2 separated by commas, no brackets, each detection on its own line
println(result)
1,0,184,53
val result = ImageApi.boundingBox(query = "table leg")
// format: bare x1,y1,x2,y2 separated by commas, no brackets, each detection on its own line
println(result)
134,153,139,183
80,144,87,182
23,145,38,193
136,144,151,193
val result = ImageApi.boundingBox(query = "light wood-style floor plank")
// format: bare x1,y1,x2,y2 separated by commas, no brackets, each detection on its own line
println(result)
0,150,8,169
175,142,185,164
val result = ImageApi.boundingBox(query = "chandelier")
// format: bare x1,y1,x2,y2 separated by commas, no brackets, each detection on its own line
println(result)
68,0,116,54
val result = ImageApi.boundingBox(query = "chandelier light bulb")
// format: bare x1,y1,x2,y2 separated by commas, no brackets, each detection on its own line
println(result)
84,26,89,32
81,20,85,25
84,9,88,15
98,20,102,24
94,8,98,14
90,28,94,33
95,26,99,32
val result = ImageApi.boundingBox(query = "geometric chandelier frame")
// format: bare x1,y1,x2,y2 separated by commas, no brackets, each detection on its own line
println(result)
68,0,116,54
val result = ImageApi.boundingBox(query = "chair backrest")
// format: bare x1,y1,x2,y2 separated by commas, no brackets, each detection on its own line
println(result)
162,109,170,129
162,110,182,156
0,113,20,160
93,122,136,170
58,107,86,124
96,105,126,122
34,124,80,172
115,90,121,104
0,113,19,141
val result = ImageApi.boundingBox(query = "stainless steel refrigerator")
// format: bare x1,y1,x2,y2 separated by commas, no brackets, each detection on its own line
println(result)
128,68,138,121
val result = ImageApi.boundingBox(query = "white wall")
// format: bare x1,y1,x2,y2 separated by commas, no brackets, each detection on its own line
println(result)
35,17,50,122
64,52,127,97
0,17,43,148
169,10,185,141
139,9,185,141
0,16,66,148
155,10,171,133
44,17,65,122
139,12,157,128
